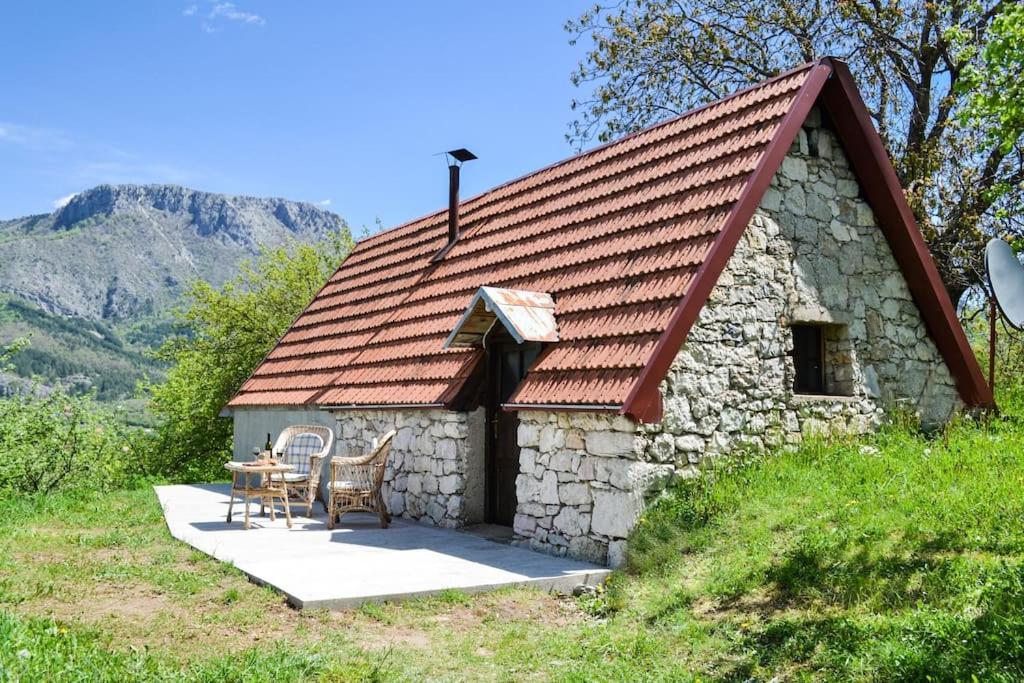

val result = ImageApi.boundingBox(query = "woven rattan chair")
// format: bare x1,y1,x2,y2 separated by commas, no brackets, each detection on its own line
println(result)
326,430,396,529
268,425,334,517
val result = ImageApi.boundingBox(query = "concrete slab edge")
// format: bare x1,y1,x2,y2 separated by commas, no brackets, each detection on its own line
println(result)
292,570,613,611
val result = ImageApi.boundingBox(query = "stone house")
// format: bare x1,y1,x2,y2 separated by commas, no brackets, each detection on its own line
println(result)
225,58,992,567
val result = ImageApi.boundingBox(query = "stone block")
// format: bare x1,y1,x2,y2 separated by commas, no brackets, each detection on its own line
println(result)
538,424,565,453
568,536,607,565
558,482,591,506
565,429,585,450
607,540,628,569
388,492,405,516
591,489,642,539
438,474,462,495
577,458,596,481
426,501,445,524
611,415,637,432
406,474,423,496
782,156,808,182
393,426,414,451
540,470,560,505
674,434,704,452
519,447,537,472
585,431,640,458
549,451,574,472
513,513,537,535
553,507,586,536
435,439,457,460
648,433,675,463
518,422,541,448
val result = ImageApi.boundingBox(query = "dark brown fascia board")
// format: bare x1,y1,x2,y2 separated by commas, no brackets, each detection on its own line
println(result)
322,403,447,411
501,403,622,413
620,62,835,423
818,59,993,408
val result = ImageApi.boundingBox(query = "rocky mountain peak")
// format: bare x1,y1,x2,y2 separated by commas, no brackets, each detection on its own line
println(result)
51,184,340,246
0,184,346,320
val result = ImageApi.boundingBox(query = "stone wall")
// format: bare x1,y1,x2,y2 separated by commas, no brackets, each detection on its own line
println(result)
513,411,672,566
334,408,485,528
640,106,964,468
511,107,964,567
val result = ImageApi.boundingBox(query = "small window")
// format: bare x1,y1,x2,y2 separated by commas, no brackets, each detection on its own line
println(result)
791,323,855,397
792,325,825,394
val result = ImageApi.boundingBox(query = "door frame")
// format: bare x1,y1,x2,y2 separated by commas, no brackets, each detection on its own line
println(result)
482,329,540,525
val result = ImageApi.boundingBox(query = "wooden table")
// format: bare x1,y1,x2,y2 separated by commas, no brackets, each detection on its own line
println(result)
224,461,294,529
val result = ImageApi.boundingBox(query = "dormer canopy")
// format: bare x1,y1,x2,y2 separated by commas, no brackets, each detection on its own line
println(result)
445,287,558,349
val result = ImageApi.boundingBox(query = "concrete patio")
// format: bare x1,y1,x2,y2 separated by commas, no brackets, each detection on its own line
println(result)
155,484,610,610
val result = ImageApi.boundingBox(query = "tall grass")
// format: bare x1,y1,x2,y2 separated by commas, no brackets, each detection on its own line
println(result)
613,358,1024,680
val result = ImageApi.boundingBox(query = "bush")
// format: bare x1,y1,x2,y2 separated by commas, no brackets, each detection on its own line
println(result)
0,389,143,496
144,233,352,482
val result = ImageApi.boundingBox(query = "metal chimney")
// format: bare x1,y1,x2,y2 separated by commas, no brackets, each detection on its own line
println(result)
445,148,476,244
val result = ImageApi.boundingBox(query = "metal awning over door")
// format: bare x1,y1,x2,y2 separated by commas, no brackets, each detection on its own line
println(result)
444,287,558,349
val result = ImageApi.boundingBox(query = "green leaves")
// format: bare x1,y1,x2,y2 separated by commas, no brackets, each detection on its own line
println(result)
0,389,139,495
957,4,1024,156
144,230,353,481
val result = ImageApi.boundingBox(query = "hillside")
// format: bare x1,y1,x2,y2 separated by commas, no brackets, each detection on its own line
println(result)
0,184,345,398
1,398,1021,679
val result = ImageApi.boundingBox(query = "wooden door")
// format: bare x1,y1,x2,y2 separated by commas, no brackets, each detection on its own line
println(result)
485,329,540,526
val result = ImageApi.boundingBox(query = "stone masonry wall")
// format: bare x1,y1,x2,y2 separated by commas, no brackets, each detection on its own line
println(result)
334,408,485,528
513,411,671,567
513,107,964,567
640,107,964,468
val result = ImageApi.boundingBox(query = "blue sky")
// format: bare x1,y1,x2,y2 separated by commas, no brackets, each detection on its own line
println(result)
0,1,593,232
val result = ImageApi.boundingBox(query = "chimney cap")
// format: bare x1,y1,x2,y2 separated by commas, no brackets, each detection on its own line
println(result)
446,148,477,164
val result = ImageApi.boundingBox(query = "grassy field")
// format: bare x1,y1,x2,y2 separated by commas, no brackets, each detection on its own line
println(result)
2,406,1023,680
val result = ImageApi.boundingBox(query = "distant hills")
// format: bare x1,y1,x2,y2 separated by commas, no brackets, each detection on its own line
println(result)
0,184,345,402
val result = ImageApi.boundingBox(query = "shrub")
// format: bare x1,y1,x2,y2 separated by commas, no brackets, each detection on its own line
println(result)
0,389,143,496
144,233,352,482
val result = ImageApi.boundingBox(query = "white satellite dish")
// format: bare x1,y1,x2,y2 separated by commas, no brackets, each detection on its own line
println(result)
986,238,1024,331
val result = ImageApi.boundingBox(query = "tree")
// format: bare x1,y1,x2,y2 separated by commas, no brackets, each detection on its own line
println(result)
146,231,353,480
566,1,1024,304
957,3,1024,188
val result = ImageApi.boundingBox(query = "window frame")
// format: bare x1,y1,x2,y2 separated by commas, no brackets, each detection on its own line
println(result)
791,324,826,395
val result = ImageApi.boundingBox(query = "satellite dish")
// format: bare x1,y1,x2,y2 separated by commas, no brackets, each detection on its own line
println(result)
986,238,1024,331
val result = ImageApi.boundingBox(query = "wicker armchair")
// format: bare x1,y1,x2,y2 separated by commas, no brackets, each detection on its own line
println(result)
268,425,334,517
326,430,396,529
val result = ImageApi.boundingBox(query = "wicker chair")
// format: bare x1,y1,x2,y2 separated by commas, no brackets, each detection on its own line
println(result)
268,425,334,517
326,430,396,529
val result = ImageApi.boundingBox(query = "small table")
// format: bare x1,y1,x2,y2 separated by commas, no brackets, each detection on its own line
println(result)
224,461,294,529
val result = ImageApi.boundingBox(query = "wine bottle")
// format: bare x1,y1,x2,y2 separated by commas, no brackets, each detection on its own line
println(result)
264,433,272,456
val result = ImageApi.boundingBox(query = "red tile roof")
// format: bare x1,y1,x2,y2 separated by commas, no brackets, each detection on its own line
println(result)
228,58,993,418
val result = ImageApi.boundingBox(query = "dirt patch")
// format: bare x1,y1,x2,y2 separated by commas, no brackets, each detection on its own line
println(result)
428,591,585,634
691,587,833,627
345,590,586,652
356,625,434,650
19,577,333,660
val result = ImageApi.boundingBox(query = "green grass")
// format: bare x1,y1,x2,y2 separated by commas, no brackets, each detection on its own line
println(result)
2,406,1024,680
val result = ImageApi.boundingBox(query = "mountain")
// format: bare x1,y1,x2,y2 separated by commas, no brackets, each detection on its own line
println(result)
0,184,345,403
0,184,344,320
